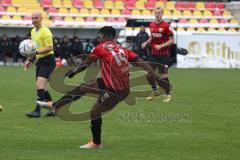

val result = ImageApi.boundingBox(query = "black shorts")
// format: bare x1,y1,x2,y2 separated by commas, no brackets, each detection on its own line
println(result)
96,78,129,103
148,55,170,74
88,78,130,119
148,54,170,65
35,55,56,79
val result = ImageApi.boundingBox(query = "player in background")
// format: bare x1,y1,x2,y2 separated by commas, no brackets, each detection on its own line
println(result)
142,7,174,102
37,26,170,148
25,12,56,118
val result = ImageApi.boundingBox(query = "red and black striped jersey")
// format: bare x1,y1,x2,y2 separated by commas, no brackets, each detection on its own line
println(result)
90,41,138,91
149,21,173,56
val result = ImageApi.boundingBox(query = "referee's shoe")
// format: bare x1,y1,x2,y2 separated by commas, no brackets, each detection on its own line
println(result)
25,110,41,118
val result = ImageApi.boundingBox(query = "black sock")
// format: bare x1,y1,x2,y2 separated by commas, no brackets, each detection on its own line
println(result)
35,89,45,112
35,104,41,113
53,86,86,110
45,91,52,101
164,78,170,95
91,117,102,145
37,89,45,101
53,94,81,110
157,78,171,95
152,84,157,91
146,75,157,91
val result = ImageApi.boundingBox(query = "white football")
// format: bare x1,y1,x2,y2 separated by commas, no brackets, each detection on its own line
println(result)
19,39,37,57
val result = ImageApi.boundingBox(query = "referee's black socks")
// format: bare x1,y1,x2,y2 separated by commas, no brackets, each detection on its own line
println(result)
35,89,45,112
44,90,52,101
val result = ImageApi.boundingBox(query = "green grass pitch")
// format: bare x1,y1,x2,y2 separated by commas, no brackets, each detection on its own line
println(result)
0,66,240,160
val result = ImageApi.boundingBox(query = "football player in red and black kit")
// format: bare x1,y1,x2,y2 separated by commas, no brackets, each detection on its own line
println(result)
142,7,174,102
37,26,169,148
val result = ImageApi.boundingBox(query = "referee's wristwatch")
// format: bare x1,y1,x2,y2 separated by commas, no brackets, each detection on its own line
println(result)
35,50,39,55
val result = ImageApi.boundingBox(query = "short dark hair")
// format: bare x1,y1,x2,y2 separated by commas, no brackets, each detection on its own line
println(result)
98,26,116,39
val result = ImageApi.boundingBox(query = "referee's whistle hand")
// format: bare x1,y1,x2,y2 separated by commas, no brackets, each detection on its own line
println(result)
24,60,32,71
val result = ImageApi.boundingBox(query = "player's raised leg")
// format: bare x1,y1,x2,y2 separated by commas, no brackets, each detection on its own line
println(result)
37,79,101,111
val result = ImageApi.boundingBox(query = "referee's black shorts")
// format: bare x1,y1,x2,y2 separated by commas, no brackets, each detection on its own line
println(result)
148,54,170,74
35,55,56,79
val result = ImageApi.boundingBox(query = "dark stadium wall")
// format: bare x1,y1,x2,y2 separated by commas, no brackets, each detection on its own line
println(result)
0,27,121,39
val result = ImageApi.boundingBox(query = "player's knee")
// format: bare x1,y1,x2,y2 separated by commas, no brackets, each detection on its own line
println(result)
36,77,48,89
90,111,101,120
160,73,168,79
36,80,45,89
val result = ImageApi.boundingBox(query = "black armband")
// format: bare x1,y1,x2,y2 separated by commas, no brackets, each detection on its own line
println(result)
76,64,88,73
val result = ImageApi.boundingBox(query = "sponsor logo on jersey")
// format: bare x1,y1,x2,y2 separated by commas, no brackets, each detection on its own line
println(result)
151,33,163,38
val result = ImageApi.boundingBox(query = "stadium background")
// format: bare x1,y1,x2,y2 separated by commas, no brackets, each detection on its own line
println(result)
0,0,240,68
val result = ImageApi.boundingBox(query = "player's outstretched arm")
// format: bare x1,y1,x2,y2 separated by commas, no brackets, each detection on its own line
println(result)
65,57,93,78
